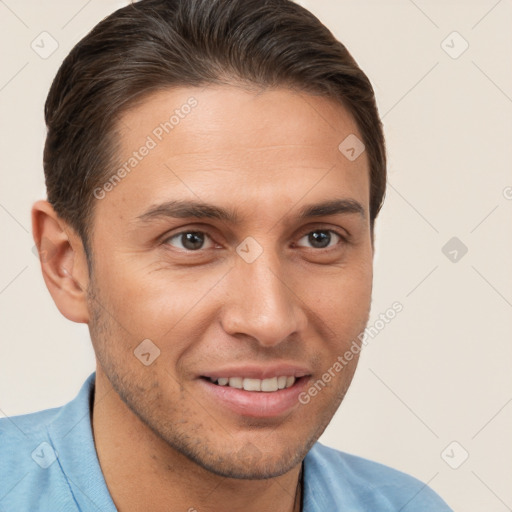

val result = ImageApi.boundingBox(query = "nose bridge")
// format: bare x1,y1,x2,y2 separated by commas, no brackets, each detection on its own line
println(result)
220,246,305,346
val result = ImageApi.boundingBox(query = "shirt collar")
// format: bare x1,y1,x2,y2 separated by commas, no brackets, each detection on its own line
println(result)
47,372,117,511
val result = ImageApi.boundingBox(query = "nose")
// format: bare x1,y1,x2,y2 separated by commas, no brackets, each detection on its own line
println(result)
219,251,308,347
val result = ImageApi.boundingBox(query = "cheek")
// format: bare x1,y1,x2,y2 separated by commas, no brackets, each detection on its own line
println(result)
300,259,372,330
93,257,227,349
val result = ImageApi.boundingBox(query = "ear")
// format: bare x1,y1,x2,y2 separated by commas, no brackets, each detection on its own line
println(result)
32,200,90,323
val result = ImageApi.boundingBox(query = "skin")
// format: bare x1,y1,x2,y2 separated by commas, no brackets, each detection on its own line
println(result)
32,84,374,512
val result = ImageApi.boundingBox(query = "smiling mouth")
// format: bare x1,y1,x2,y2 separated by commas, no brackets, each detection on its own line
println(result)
199,373,310,417
203,376,301,392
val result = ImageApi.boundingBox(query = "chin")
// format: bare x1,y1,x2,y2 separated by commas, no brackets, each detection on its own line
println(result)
181,444,305,480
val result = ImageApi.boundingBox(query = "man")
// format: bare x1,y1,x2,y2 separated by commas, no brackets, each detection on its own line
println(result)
0,0,452,510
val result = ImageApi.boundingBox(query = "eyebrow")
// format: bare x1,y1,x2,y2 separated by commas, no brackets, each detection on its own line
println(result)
135,198,366,225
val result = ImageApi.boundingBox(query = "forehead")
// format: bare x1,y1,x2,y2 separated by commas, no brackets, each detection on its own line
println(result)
120,84,362,155
98,85,370,223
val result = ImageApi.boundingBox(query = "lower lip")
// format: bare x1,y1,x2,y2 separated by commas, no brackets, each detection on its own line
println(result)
198,377,309,418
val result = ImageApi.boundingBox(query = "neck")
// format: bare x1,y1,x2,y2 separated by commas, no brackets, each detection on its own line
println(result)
91,369,303,512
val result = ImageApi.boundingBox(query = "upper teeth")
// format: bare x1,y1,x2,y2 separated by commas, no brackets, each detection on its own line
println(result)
210,376,296,392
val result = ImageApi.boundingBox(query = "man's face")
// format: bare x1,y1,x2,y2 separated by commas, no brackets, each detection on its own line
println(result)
86,85,373,479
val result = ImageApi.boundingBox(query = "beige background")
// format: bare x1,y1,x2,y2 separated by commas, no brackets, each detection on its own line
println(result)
1,1,511,510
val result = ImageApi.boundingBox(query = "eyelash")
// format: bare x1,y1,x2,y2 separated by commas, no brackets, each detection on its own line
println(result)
161,226,348,253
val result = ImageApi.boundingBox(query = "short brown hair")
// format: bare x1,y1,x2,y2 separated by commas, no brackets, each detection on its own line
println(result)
43,0,386,256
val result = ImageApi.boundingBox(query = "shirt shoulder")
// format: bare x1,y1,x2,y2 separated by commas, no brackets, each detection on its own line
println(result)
303,442,453,511
0,402,71,511
0,373,116,512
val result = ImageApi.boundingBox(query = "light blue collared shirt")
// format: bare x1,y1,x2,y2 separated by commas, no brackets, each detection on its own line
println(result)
0,373,452,511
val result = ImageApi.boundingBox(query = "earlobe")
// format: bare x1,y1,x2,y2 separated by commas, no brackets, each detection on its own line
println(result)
32,200,90,324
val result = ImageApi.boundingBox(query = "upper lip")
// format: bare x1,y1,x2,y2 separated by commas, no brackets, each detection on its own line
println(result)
200,364,311,380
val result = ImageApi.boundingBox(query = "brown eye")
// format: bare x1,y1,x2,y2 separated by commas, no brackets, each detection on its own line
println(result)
296,230,342,249
165,231,214,251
